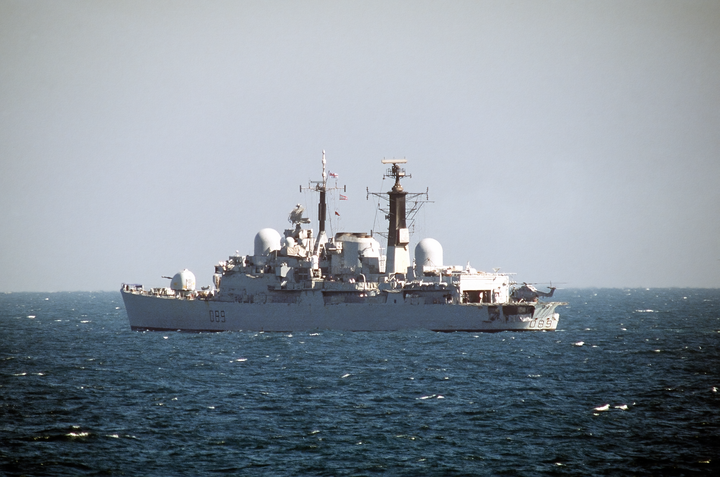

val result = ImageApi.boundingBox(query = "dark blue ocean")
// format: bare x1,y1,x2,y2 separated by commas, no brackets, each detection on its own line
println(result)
1,289,718,476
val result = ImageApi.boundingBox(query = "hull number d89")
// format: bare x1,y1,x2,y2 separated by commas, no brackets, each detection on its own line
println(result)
529,318,553,329
209,310,226,323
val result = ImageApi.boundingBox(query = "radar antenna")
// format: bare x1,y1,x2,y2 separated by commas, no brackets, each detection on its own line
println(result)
288,204,310,226
367,158,431,275
367,158,431,240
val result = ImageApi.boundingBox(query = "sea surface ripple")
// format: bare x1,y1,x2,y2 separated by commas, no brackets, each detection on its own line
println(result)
1,288,719,475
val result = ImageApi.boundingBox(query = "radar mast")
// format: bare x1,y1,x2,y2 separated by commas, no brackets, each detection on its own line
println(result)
367,158,430,277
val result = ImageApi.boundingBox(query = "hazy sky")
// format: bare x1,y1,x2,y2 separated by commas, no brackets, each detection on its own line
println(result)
2,0,719,291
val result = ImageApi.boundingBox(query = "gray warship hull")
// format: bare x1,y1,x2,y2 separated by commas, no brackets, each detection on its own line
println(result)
122,154,566,332
122,289,562,332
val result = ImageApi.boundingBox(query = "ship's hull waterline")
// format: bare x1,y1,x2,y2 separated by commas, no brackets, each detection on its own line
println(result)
122,290,562,332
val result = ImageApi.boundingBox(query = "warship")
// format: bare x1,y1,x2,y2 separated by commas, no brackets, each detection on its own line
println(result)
121,153,564,332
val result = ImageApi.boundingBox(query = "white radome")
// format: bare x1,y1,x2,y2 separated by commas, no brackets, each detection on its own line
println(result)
254,228,282,257
415,238,443,268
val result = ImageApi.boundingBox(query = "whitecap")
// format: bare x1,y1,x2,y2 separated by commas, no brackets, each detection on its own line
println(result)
341,373,351,378
614,404,628,410
27,315,35,319
573,341,584,347
594,404,610,411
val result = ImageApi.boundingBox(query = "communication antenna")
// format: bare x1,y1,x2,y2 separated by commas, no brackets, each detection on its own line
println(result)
300,150,346,240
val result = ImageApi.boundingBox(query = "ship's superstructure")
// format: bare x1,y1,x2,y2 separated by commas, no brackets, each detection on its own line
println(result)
121,153,564,332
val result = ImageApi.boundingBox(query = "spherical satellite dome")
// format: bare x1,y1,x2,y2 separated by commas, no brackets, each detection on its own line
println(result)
254,228,282,257
171,269,196,291
415,238,443,268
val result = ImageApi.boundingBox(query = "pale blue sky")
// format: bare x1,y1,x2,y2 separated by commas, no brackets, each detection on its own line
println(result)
1,0,719,291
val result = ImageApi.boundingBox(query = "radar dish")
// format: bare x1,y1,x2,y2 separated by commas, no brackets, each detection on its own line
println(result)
288,204,311,224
